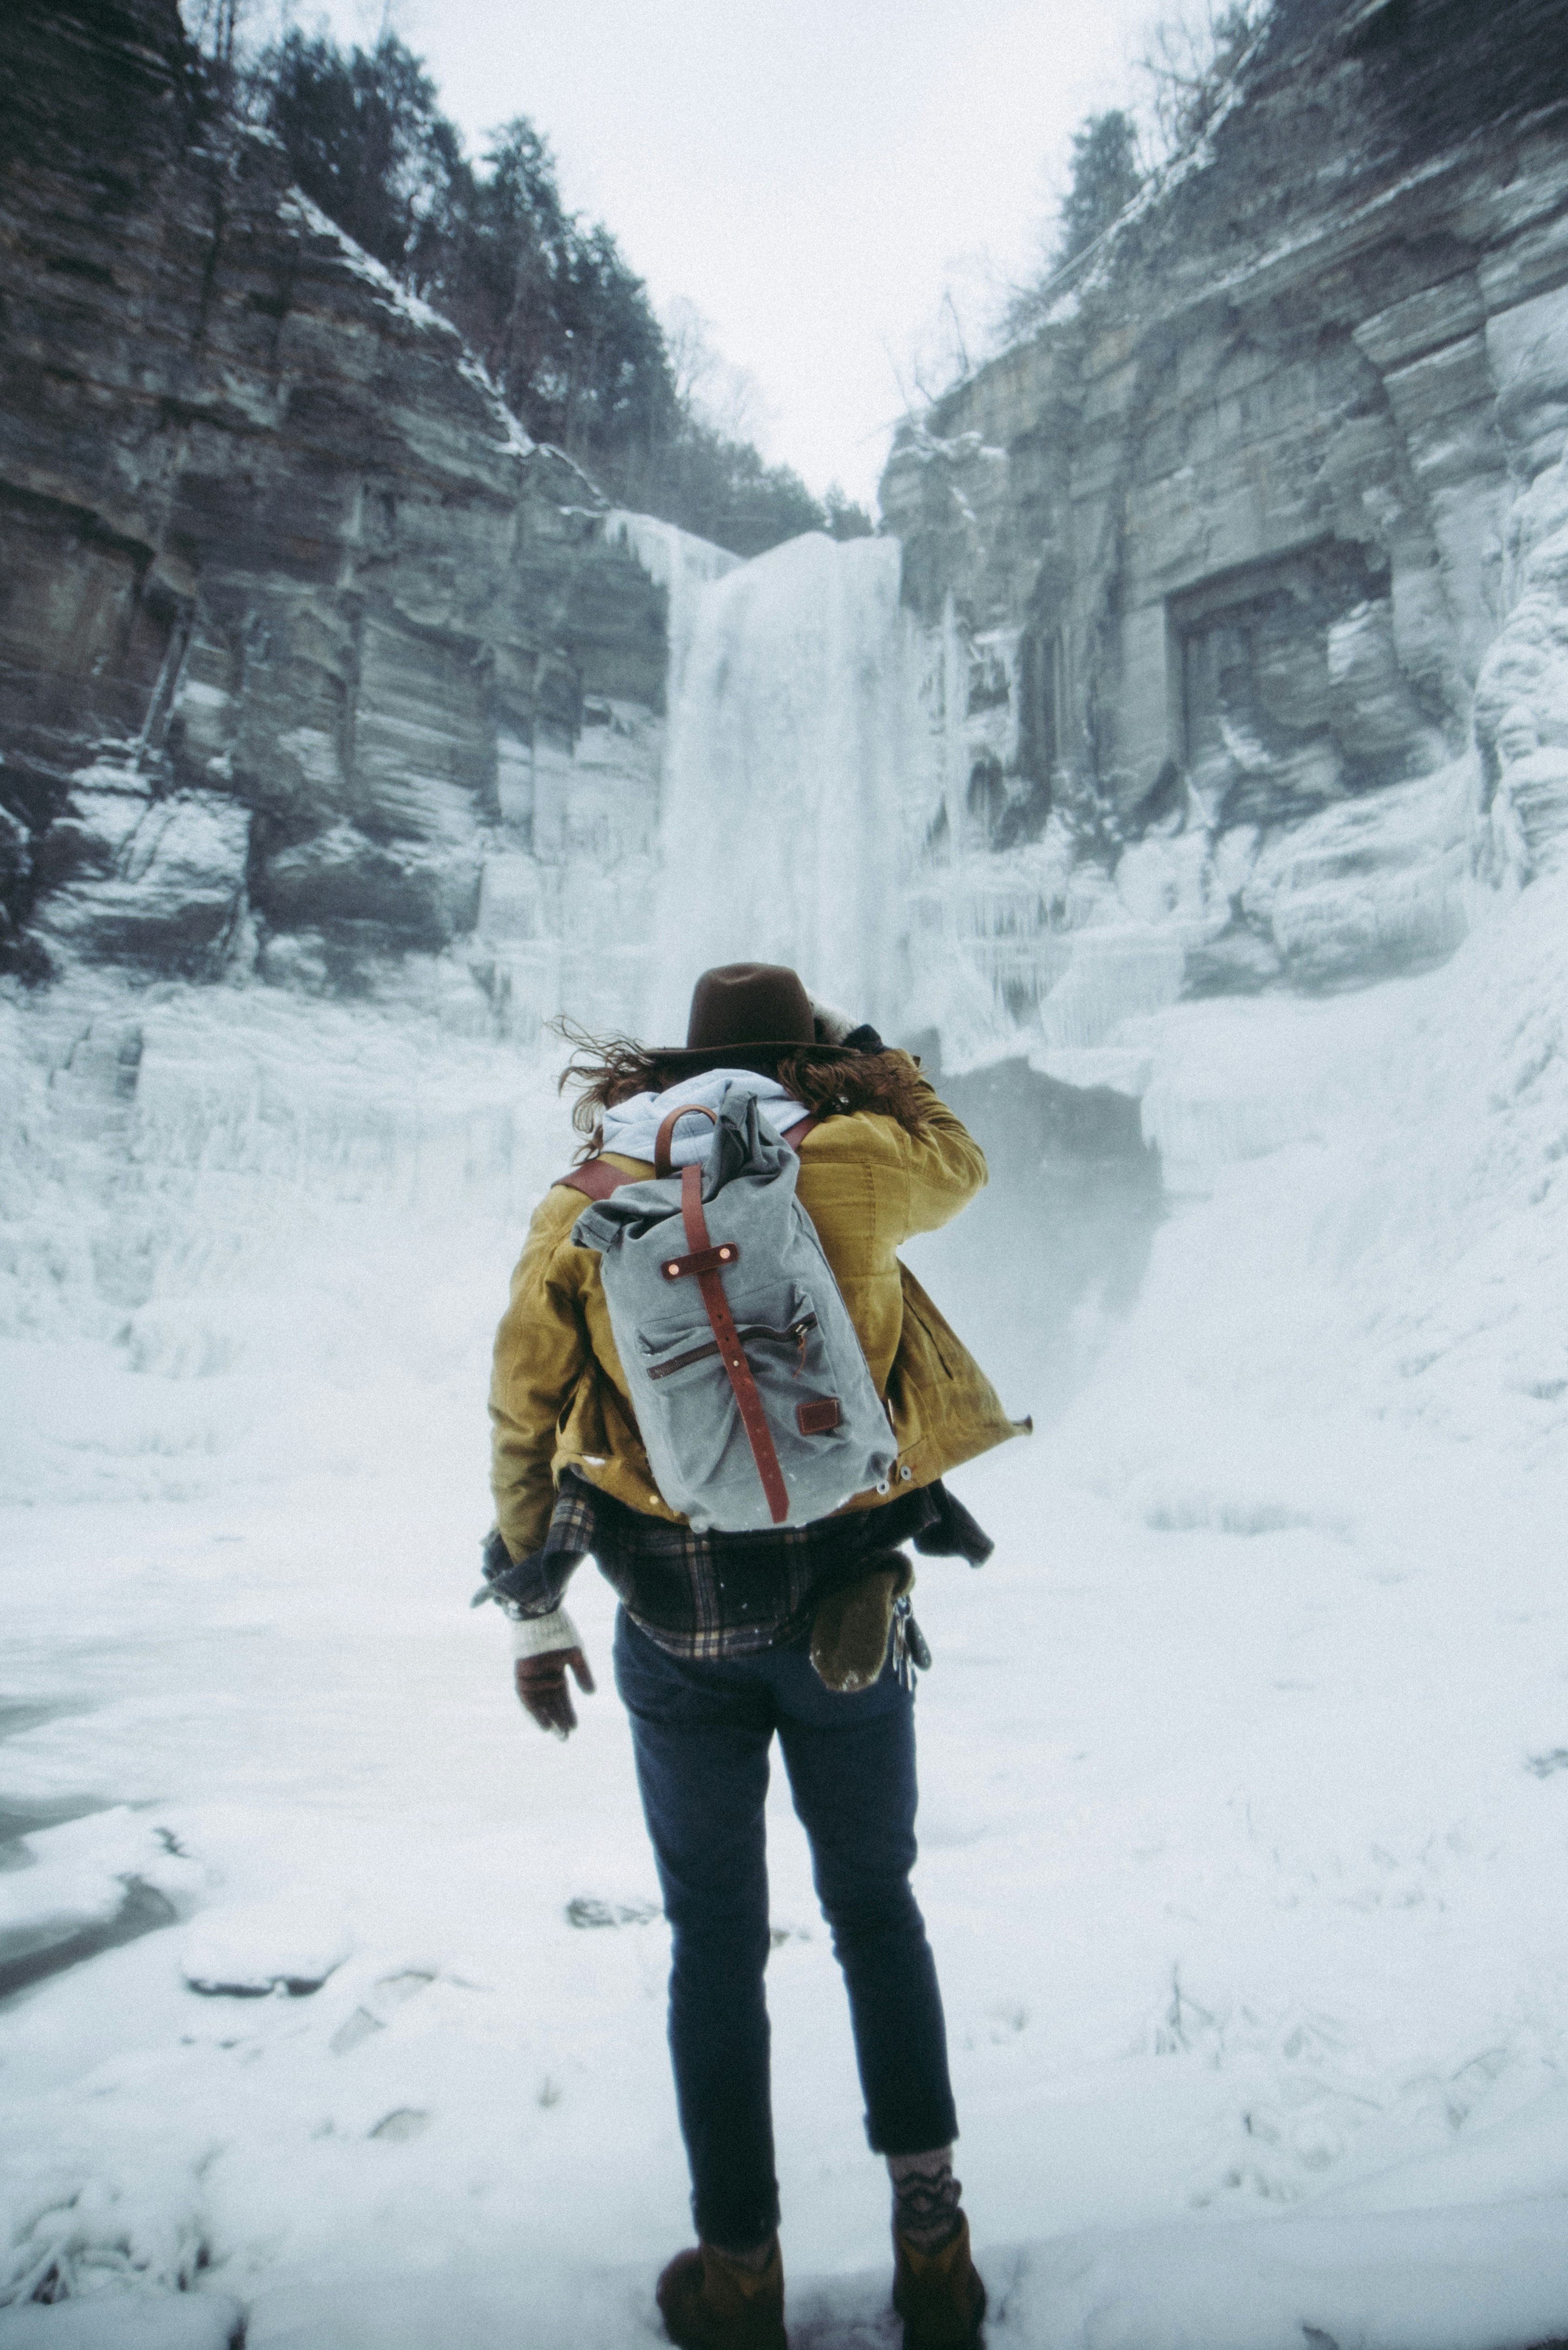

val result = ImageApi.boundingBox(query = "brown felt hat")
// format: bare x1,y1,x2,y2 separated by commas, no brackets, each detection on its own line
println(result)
652,963,847,1077
688,963,814,1051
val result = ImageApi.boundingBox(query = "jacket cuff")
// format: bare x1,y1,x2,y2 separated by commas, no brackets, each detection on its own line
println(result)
475,1523,561,1617
510,1607,582,1661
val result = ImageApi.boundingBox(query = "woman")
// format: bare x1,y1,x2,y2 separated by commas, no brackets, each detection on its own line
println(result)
483,963,1024,2350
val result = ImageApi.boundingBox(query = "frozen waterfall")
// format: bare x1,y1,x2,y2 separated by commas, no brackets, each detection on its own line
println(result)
645,517,1487,1092
647,529,1183,1077
652,533,915,1041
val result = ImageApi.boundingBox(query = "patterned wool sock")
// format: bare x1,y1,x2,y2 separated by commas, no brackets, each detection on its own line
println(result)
888,2147,964,2252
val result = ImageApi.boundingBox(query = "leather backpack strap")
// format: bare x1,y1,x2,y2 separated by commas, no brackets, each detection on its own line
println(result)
780,1114,819,1151
672,1160,790,1526
555,1159,640,1201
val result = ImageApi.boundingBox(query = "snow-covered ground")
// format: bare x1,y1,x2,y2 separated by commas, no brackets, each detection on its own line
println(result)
4,865,1568,2346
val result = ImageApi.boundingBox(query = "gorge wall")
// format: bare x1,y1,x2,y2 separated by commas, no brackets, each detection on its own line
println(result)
4,0,1568,1078
0,0,730,1026
2,0,1566,1484
879,0,1568,1066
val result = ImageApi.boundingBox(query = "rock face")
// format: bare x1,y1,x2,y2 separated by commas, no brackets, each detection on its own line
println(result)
881,0,1568,1020
5,0,1565,1057
0,0,730,1010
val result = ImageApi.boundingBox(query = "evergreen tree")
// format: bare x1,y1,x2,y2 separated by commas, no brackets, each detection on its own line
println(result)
244,29,854,555
1057,111,1145,263
440,116,571,403
256,32,466,283
824,485,875,541
996,3,1261,353
998,106,1147,343
637,424,828,560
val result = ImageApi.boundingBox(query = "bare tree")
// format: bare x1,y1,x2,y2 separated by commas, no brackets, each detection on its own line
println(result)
662,297,719,415
1136,0,1265,162
989,0,1269,355
660,299,766,445
186,0,247,86
892,277,984,411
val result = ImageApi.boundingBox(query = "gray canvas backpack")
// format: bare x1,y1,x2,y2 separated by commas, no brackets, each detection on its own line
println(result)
567,1088,898,1532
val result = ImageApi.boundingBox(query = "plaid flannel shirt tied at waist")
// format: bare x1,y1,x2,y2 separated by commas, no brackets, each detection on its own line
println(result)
476,1469,992,1663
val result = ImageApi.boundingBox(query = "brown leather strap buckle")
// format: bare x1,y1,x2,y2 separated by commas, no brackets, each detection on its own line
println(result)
655,1103,718,1179
660,1242,740,1280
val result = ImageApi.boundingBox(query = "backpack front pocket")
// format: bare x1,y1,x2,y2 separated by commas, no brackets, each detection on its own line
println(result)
644,1308,820,1384
635,1280,846,1507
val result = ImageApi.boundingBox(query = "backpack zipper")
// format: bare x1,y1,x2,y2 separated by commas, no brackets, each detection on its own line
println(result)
645,1313,818,1383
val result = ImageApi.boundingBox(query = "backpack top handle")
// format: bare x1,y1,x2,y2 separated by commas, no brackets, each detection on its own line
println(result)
654,1103,719,1179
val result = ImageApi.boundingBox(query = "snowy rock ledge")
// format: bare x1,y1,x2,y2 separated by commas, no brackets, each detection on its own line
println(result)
0,1812,204,1997
987,2196,1568,2350
180,1897,352,1999
0,2300,244,2349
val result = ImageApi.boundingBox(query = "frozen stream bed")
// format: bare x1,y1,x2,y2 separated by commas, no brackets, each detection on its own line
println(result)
5,870,1568,2346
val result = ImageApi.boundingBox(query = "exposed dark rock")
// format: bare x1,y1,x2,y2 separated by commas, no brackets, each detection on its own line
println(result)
0,1877,178,2004
882,0,1568,996
565,1895,661,1930
0,0,701,985
258,817,478,952
31,773,251,972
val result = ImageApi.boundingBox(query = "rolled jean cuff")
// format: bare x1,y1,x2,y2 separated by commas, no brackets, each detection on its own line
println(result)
700,2195,782,2254
867,2098,961,2157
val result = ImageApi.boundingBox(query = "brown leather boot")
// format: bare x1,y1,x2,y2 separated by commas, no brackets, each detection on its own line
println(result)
892,2214,986,2350
656,2238,787,2350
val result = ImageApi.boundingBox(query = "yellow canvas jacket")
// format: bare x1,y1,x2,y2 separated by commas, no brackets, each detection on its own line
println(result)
489,1056,1025,1561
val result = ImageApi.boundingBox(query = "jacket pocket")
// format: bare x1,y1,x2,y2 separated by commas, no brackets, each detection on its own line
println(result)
902,1296,956,1380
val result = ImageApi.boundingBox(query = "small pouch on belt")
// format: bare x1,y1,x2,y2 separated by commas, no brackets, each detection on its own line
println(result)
809,1550,919,1693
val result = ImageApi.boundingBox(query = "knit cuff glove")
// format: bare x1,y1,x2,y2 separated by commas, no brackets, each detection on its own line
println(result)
510,1606,583,1660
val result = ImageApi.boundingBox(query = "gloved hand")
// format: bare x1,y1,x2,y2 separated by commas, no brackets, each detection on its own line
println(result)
809,994,858,1045
514,1647,596,1739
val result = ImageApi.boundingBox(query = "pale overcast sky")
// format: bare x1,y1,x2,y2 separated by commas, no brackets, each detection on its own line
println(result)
313,0,1160,508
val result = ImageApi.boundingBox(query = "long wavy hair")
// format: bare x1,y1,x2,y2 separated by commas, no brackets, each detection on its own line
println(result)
552,1019,930,1158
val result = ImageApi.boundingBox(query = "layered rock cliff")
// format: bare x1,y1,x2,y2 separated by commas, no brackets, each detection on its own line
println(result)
0,0,730,1016
5,0,1567,1061
881,0,1568,1036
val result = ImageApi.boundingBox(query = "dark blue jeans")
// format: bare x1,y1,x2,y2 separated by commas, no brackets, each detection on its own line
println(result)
614,1607,959,2251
